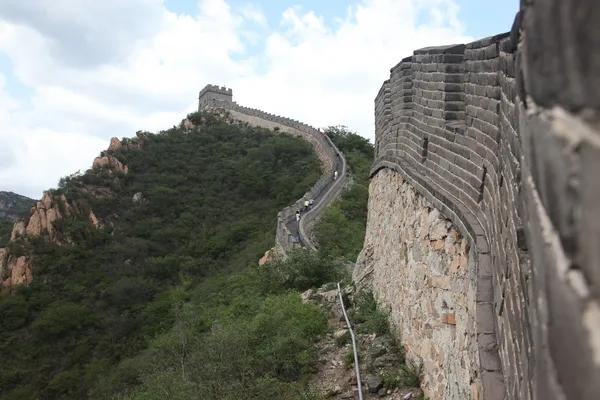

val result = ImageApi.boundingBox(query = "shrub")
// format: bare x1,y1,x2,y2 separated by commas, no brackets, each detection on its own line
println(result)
255,250,346,294
350,291,390,336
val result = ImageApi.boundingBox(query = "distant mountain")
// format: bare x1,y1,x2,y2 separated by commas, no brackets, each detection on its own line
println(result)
0,191,36,222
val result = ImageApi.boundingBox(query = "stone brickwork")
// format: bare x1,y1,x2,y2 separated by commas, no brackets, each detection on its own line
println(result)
355,168,476,400
369,2,600,399
198,85,349,254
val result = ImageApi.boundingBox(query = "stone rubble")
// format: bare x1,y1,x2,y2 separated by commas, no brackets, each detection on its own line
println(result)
301,284,425,400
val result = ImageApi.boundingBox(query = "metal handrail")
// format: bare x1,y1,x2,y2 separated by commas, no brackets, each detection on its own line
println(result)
337,282,364,400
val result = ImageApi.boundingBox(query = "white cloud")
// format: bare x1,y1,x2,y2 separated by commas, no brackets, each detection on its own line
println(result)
0,0,473,199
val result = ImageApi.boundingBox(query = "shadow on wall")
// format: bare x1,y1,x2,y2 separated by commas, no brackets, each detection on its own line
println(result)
371,1,600,399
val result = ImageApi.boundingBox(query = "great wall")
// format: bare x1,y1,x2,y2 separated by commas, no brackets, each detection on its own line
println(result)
0,85,349,294
353,2,600,400
198,85,349,255
1,2,599,398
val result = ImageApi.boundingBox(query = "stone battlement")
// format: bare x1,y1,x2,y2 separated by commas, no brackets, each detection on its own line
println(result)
198,84,232,98
198,84,233,109
369,2,600,399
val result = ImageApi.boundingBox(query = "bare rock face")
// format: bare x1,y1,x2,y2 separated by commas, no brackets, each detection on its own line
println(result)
132,192,144,204
11,256,32,286
0,255,32,295
108,137,122,152
92,154,128,174
25,192,64,239
258,249,271,265
0,135,126,296
88,210,99,228
10,221,25,241
0,191,100,295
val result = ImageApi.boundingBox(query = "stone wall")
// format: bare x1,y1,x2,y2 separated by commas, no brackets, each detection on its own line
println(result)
199,91,349,254
367,2,600,399
355,168,475,400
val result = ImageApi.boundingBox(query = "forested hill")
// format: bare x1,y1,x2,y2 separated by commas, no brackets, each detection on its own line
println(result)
0,111,323,399
0,191,35,223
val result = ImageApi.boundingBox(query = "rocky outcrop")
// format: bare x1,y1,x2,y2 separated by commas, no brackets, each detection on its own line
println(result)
108,137,122,152
132,192,144,204
0,254,32,296
10,221,25,241
258,249,271,266
183,119,194,130
92,153,128,174
20,192,97,241
0,136,128,296
26,193,66,239
0,190,101,295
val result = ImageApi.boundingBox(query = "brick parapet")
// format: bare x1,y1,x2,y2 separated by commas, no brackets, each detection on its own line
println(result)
372,3,600,397
371,30,525,400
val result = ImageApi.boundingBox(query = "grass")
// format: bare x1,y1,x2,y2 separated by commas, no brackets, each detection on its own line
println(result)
350,291,390,336
398,358,423,388
343,346,356,369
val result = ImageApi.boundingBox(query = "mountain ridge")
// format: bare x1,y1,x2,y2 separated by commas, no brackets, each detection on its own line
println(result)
0,191,36,222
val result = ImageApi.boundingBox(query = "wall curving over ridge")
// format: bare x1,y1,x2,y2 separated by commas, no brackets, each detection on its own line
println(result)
198,89,349,255
368,2,600,400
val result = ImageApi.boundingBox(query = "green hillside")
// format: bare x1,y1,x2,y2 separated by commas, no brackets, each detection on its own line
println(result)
0,221,13,247
315,125,374,261
0,111,324,400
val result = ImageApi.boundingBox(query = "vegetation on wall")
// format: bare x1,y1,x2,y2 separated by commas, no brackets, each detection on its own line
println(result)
0,112,324,400
314,125,374,261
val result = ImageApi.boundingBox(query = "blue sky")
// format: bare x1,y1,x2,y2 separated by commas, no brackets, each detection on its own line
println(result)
0,0,518,108
0,0,519,198
163,0,518,38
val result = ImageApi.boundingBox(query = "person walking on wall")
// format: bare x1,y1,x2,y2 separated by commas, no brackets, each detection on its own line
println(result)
304,199,309,211
334,170,338,180
309,199,314,209
296,210,301,222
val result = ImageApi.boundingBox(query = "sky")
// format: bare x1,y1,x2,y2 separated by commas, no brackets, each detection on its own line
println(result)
0,0,518,199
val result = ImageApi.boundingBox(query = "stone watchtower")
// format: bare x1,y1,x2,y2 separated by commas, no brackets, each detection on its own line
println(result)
198,84,233,111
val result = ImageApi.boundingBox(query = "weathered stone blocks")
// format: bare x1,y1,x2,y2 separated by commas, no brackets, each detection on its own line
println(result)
367,4,600,398
356,169,473,400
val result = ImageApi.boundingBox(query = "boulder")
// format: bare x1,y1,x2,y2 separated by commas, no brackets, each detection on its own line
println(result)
366,375,383,394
